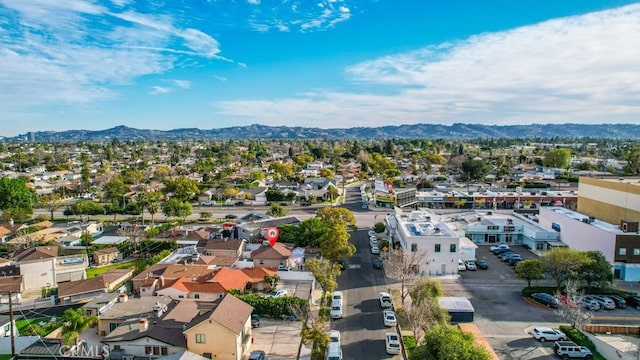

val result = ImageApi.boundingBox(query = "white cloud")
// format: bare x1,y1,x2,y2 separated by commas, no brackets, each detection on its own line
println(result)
247,0,260,4
247,0,354,33
0,0,226,110
149,86,171,95
173,80,192,89
214,75,227,82
216,4,640,127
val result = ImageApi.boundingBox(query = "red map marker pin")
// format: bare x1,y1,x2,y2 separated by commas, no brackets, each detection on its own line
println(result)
265,227,279,247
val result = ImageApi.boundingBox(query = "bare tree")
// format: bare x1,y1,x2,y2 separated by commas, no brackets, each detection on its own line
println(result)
554,280,592,329
386,248,428,307
117,225,146,255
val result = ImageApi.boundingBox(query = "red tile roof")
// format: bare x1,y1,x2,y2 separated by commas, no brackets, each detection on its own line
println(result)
251,243,292,259
211,268,251,291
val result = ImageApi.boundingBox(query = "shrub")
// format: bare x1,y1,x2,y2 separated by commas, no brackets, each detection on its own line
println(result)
559,326,606,360
403,335,417,351
234,293,309,318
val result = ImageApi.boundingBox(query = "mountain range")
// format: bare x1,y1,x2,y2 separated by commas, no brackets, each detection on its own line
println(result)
5,123,640,142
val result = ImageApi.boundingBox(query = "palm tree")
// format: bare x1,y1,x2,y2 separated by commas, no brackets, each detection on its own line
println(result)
300,319,330,360
61,308,98,346
147,199,160,228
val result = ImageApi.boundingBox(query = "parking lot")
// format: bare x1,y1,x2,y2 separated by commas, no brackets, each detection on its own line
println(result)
446,244,640,359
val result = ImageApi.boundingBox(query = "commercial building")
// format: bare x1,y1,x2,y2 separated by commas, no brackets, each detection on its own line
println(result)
577,177,640,224
538,207,640,281
385,209,461,276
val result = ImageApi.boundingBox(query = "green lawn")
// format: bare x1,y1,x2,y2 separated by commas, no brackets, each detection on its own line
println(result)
85,260,139,278
0,354,13,359
15,317,47,335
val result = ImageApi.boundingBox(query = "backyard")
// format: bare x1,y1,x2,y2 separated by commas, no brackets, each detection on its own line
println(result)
85,260,140,278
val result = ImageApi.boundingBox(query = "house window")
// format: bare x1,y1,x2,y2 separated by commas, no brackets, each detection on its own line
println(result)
194,293,200,299
153,347,160,355
450,244,456,253
434,244,441,252
203,353,212,359
113,345,121,350
619,248,627,256
109,323,118,332
279,260,285,266
505,234,513,243
259,260,264,265
411,243,417,252
196,334,206,344
634,248,640,256
145,346,151,355
161,348,168,356
536,243,545,251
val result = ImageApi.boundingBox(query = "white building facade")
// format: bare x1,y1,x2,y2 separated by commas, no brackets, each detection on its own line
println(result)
385,209,461,277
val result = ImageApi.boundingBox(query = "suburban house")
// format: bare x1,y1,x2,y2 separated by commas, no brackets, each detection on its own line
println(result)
102,300,200,358
236,216,301,243
250,243,293,269
156,277,226,301
200,238,245,258
183,294,254,360
57,269,134,304
83,292,120,317
15,246,87,292
0,315,16,337
0,276,23,307
132,264,217,296
92,247,119,266
96,294,174,336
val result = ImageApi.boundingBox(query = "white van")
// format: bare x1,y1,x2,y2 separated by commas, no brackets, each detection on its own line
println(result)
326,342,343,360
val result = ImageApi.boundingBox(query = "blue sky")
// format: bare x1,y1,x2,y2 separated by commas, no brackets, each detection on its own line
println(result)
1,0,639,137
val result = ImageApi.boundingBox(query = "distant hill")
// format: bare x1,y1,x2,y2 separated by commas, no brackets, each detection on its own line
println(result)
6,123,640,142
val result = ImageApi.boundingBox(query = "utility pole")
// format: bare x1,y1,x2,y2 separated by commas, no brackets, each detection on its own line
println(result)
8,291,15,357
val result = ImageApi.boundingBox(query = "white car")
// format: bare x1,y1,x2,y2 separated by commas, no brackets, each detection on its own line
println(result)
490,244,510,252
371,246,380,254
458,260,466,271
383,310,397,327
329,330,341,345
368,230,376,236
332,291,344,307
330,301,343,319
379,292,393,308
265,289,288,298
369,238,378,246
531,327,567,342
385,332,401,355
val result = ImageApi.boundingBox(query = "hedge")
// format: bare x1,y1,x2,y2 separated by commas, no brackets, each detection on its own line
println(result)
559,326,606,360
234,293,309,318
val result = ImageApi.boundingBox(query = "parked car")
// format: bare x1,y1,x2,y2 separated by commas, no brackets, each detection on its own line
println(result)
224,214,238,220
329,330,341,345
476,259,488,269
494,248,512,256
248,350,267,360
623,295,640,310
379,292,393,308
458,260,466,271
373,258,383,269
383,310,397,327
581,298,600,311
330,301,343,319
277,266,293,272
369,238,378,246
530,293,559,308
332,291,344,306
531,327,567,342
554,341,593,359
371,246,380,255
265,289,288,298
589,295,616,310
385,332,401,355
368,230,376,236
465,261,477,271
490,244,510,253
509,257,523,266
200,200,214,206
251,314,261,328
607,295,627,308
501,253,521,262
326,343,342,360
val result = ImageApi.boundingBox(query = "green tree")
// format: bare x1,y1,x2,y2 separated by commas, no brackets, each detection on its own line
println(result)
103,175,128,203
0,177,35,219
297,218,328,247
623,145,640,175
199,211,212,222
163,198,192,221
319,222,356,263
515,259,545,287
460,158,488,182
305,258,341,293
411,324,491,360
300,319,330,360
162,176,199,201
316,207,357,230
541,248,592,289
543,148,571,169
579,250,613,289
266,203,287,217
60,307,98,345
410,279,444,302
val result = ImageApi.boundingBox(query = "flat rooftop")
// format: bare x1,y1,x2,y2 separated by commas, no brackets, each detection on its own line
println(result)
549,207,626,234
392,210,457,238
99,295,174,320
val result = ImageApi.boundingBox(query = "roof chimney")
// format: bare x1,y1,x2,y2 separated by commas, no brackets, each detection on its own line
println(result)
139,318,148,331
118,293,128,303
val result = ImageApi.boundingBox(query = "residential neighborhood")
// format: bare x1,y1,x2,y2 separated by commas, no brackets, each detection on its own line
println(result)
0,138,638,360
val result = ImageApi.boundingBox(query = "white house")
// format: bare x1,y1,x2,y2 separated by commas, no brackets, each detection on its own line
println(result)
385,208,462,277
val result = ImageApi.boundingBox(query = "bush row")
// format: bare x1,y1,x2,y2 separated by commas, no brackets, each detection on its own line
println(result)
558,326,606,360
234,293,309,318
